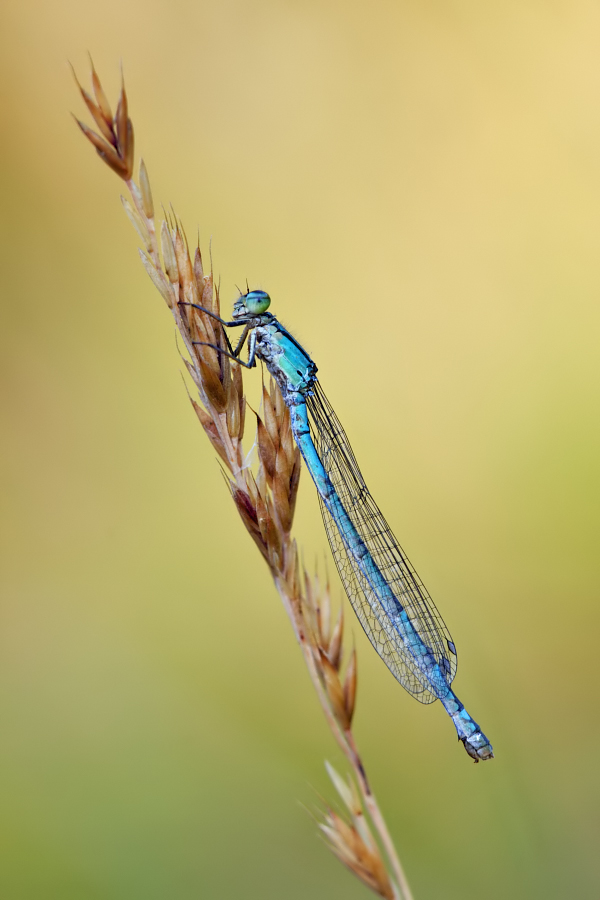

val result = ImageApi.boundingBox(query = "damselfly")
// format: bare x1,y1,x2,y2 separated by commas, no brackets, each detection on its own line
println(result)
186,289,493,762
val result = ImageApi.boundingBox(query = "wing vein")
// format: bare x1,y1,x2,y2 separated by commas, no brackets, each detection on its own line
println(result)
306,381,457,702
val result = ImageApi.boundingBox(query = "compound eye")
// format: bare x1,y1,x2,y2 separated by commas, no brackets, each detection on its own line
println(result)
245,290,271,314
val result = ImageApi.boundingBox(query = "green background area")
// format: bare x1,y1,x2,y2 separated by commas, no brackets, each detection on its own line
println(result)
1,1,599,897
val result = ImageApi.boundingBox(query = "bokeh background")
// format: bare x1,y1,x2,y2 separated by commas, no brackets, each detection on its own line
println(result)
2,1,600,897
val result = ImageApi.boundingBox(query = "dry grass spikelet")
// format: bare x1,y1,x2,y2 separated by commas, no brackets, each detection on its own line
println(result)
302,575,357,731
72,60,134,180
319,762,395,900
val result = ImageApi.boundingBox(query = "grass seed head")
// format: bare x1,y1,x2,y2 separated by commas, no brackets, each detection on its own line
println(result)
264,495,283,570
283,539,300,597
254,490,271,545
75,82,115,144
73,64,133,180
343,646,358,725
256,413,277,482
319,648,350,731
318,808,395,900
201,271,215,313
226,380,241,439
174,228,197,302
160,221,179,283
262,383,279,450
75,66,404,900
272,472,292,535
121,196,151,250
193,245,204,285
324,764,368,838
288,448,302,522
317,578,331,648
196,356,227,412
231,487,268,561
89,58,113,123
139,159,154,218
328,605,344,671
279,410,294,469
191,399,230,470
138,250,174,307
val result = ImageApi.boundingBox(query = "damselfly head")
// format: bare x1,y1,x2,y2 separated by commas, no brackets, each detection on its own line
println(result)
233,289,271,318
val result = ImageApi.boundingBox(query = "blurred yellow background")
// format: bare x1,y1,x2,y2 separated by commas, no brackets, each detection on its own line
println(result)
1,1,599,897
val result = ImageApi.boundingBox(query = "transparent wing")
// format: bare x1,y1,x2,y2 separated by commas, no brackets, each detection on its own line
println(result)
306,382,457,703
